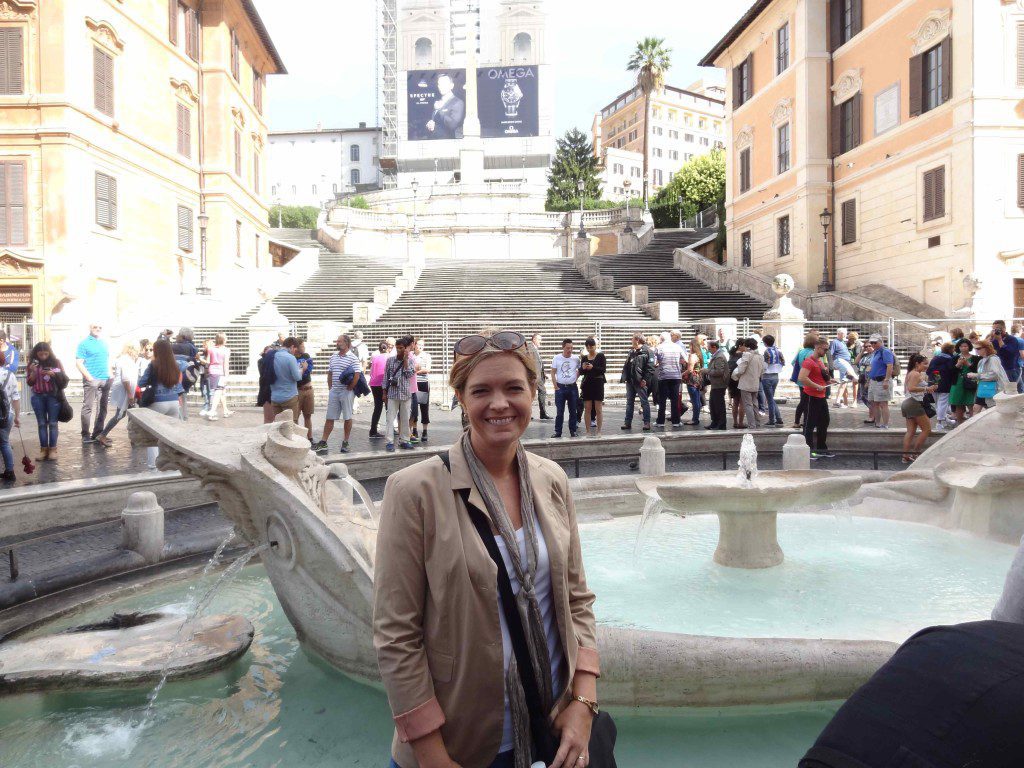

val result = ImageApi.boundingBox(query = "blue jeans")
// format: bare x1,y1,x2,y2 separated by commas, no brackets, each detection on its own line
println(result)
0,415,12,471
390,752,514,768
624,380,651,426
31,393,61,448
554,383,579,436
687,383,703,423
760,374,782,424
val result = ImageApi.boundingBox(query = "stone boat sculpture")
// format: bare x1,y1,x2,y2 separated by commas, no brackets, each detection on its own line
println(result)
129,412,894,708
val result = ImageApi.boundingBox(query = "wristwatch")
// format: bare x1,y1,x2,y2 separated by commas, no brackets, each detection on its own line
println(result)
573,695,599,716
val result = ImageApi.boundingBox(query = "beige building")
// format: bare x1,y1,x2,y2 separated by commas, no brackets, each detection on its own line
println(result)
0,0,285,332
593,80,725,201
702,0,1024,319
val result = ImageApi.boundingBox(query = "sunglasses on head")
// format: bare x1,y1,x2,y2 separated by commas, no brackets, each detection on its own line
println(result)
453,331,526,357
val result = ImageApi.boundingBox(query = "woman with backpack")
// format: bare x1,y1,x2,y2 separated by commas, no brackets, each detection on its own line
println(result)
138,339,185,470
26,342,68,461
96,342,139,448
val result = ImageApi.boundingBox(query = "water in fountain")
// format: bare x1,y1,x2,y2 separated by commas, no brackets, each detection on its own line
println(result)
340,473,379,522
737,434,759,486
633,495,666,565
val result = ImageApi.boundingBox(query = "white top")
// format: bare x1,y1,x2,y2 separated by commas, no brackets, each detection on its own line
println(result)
110,354,140,410
0,369,19,413
551,353,581,385
494,521,566,754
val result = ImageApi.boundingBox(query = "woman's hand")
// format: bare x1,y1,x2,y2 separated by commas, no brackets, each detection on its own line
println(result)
549,700,593,768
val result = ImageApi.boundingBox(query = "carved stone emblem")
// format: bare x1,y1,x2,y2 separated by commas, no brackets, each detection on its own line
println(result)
909,9,951,55
0,0,35,20
734,125,754,151
169,78,199,104
769,98,792,127
831,69,863,105
85,18,125,53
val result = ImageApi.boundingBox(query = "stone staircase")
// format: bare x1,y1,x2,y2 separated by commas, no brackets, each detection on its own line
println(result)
593,230,770,319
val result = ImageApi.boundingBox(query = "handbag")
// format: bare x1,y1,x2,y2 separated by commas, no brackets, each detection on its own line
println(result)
57,391,73,423
439,452,618,768
139,363,156,407
976,380,998,399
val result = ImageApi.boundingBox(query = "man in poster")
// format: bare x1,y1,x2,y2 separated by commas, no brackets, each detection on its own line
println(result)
425,73,465,139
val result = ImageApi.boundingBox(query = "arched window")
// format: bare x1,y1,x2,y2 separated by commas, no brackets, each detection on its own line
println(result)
350,168,360,185
414,37,432,67
513,32,532,62
350,144,360,162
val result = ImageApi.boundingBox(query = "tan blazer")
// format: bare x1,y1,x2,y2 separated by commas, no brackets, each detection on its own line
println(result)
373,440,600,768
733,349,766,393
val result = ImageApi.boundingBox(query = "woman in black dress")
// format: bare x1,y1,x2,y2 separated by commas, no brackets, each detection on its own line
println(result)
727,342,745,429
580,337,607,438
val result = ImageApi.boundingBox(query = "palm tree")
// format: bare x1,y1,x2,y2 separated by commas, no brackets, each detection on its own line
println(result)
627,37,671,211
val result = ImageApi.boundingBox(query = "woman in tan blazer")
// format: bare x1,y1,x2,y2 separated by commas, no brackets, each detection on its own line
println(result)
374,331,601,768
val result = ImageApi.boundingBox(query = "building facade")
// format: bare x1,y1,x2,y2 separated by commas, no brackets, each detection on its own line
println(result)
0,0,284,330
593,80,725,201
379,0,555,190
702,0,1024,319
268,124,382,208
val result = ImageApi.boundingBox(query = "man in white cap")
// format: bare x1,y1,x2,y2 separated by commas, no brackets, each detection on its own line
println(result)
865,334,897,428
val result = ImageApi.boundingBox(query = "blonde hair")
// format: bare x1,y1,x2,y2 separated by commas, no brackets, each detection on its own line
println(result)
975,340,996,355
120,342,139,359
449,331,538,393
847,330,859,342
645,334,659,347
215,332,227,345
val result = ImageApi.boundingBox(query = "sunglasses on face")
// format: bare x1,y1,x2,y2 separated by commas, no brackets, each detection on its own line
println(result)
453,331,526,357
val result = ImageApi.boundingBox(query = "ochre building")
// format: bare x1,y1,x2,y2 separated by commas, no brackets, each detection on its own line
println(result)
702,0,1024,318
0,0,285,331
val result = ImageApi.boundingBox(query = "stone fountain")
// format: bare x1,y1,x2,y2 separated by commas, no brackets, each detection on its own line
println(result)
636,435,862,568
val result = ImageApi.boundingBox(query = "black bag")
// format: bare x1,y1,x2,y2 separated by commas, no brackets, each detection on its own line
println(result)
139,363,156,407
57,392,73,423
440,451,618,768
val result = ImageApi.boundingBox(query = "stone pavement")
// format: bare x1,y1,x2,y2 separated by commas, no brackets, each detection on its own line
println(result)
2,392,918,489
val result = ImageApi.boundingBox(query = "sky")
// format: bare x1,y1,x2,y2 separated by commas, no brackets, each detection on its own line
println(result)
252,0,753,136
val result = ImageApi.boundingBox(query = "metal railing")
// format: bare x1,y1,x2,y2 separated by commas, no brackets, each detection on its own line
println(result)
682,204,719,231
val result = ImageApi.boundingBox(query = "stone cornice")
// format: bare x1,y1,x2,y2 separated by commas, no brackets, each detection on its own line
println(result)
0,0,36,20
831,69,863,105
85,18,125,54
909,9,951,56
231,106,246,128
169,78,199,104
0,249,44,275
735,125,754,151
770,98,792,127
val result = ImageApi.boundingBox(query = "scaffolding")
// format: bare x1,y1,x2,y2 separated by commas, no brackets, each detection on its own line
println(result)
377,0,398,187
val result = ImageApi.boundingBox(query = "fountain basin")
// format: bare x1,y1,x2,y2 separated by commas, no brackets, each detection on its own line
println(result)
636,471,863,569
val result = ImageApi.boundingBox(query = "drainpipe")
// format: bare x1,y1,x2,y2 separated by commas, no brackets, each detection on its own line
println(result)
195,0,211,295
825,28,836,293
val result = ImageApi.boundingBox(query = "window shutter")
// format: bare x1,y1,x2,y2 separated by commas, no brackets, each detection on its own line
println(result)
168,0,178,45
923,170,934,221
909,53,923,117
176,104,191,157
7,161,24,245
234,130,242,176
1017,24,1024,88
850,0,863,38
934,166,945,219
93,48,105,113
185,6,199,61
851,93,862,149
177,205,193,251
830,102,841,156
253,151,259,194
842,199,856,244
1018,154,1024,209
940,36,952,104
732,64,742,107
0,163,6,245
0,28,24,95
829,0,842,52
96,172,110,228
744,53,753,101
230,30,239,79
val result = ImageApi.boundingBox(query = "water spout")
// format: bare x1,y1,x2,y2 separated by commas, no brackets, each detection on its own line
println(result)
737,434,759,486
633,495,666,565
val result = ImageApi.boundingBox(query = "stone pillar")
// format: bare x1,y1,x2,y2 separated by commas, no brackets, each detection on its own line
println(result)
246,301,290,376
121,491,165,564
407,234,425,267
760,274,806,364
618,230,640,254
639,436,665,476
782,433,811,470
573,235,592,265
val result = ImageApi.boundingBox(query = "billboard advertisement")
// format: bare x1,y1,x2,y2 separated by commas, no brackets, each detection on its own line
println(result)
407,69,467,141
477,65,539,138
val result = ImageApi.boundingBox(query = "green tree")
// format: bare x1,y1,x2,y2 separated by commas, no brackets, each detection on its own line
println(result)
651,149,725,227
268,205,320,229
626,37,671,210
545,128,602,211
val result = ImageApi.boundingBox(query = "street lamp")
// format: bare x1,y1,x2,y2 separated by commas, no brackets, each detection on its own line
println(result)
818,207,834,293
411,179,420,237
576,179,587,239
196,211,211,295
622,179,633,233
677,194,684,230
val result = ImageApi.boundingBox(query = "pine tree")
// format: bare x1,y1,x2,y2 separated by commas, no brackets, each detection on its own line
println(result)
545,128,602,211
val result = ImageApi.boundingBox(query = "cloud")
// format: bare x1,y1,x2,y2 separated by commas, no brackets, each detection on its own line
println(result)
253,0,752,136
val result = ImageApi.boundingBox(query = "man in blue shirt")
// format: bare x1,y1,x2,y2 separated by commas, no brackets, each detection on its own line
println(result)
989,320,1022,390
75,323,111,443
865,335,896,429
270,337,303,423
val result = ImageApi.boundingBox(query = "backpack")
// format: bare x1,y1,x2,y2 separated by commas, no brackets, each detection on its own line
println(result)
0,370,10,424
259,348,278,386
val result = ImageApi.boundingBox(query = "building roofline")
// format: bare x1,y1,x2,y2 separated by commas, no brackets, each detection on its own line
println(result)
598,82,725,116
269,126,382,136
241,0,288,74
699,0,774,67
